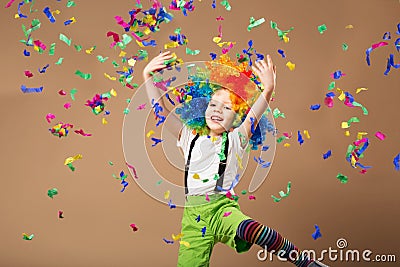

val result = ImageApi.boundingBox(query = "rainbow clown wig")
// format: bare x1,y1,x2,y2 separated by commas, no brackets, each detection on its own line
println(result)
153,54,275,150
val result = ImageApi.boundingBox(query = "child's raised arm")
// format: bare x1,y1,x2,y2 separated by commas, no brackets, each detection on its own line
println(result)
143,51,183,138
238,55,276,142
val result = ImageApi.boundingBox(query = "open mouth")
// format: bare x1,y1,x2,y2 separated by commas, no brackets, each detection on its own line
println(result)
210,115,223,122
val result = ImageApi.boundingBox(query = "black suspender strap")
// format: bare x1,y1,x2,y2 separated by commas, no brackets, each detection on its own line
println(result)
214,132,229,192
184,132,230,195
184,134,199,195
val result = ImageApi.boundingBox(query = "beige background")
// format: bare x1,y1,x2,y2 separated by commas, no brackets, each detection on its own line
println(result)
1,0,399,266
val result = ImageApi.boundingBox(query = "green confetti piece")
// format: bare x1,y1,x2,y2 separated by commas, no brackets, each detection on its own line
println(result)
23,234,34,240
122,34,133,45
108,161,114,166
123,108,130,114
247,17,265,31
273,108,286,118
132,83,139,88
156,180,163,185
336,173,348,184
213,174,219,180
70,88,77,100
276,136,287,143
112,174,118,179
342,43,348,51
352,101,368,115
48,43,56,56
317,24,327,34
135,2,142,8
137,49,148,60
220,0,231,11
112,61,119,67
328,81,336,90
202,179,209,183
270,21,277,29
29,0,37,13
126,98,131,103
174,27,181,34
347,117,360,125
55,57,64,65
74,44,82,51
66,0,76,7
47,188,58,198
96,55,108,63
270,20,294,41
271,181,291,202
186,47,200,55
59,33,71,46
75,70,92,80
67,163,75,171
241,190,247,195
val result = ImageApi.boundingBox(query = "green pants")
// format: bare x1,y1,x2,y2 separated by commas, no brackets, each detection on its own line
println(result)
177,194,253,267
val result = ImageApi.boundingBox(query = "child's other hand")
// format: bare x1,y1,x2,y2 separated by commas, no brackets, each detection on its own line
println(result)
143,51,174,80
251,55,276,93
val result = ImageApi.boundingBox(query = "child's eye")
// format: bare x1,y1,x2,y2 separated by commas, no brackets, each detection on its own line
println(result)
224,106,232,110
209,103,216,107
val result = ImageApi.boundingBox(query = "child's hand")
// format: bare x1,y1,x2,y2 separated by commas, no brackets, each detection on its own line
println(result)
251,55,276,93
143,51,174,80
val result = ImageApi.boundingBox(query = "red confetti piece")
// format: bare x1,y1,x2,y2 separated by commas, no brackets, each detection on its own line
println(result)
74,129,92,137
130,224,138,231
24,70,33,78
58,90,67,95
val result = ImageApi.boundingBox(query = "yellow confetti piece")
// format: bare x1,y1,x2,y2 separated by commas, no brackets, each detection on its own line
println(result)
128,58,136,67
146,130,155,137
345,131,350,136
341,122,349,129
69,17,76,24
33,46,40,52
336,88,345,101
351,155,357,167
64,154,83,165
210,136,218,142
192,173,200,179
357,132,368,140
185,95,192,103
303,130,311,139
345,24,354,29
283,35,289,43
94,106,103,114
286,61,295,71
51,9,61,17
172,233,184,241
15,13,20,19
143,27,151,35
164,41,179,49
164,190,170,199
180,241,190,248
104,73,116,81
355,87,368,94
235,153,243,170
110,89,117,97
102,118,108,125
85,46,96,54
212,36,222,43
283,143,291,147
135,40,145,47
119,51,126,57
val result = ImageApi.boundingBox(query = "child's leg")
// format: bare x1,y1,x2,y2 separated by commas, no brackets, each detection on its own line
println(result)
236,219,324,267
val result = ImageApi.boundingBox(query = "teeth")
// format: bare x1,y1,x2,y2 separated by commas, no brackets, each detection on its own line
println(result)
211,115,222,121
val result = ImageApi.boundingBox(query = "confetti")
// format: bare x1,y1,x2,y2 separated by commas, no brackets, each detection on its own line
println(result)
97,55,108,63
248,195,256,200
186,47,200,55
23,49,30,56
75,70,92,80
66,0,76,8
172,233,183,241
312,225,322,240
273,108,285,119
328,81,335,90
341,117,359,129
394,153,400,171
58,210,64,219
47,188,58,198
74,129,92,136
22,233,34,240
195,215,200,222
55,57,64,65
48,43,55,55
24,70,33,78
365,42,388,66
220,0,231,11
163,238,174,244
63,102,71,109
43,7,56,23
323,150,332,160
310,104,320,110
223,211,232,217
201,227,206,237
297,131,304,145
270,21,294,42
126,162,139,179
59,33,72,46
49,122,73,138
336,173,348,184
151,137,163,147
317,24,327,34
64,17,76,26
70,88,77,100
342,43,349,51
331,70,345,79
286,61,295,71
39,64,50,73
45,113,55,123
355,87,368,94
277,49,286,58
247,17,265,31
5,0,16,8
374,131,386,140
168,199,176,209
130,224,138,231
21,85,43,93
164,190,170,199
271,181,291,202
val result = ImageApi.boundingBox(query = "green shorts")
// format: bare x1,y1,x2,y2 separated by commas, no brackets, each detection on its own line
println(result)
177,194,253,267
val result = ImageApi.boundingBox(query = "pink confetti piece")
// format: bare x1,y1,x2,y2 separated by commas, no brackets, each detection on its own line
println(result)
360,169,367,174
74,129,92,136
130,223,138,231
354,138,368,146
5,0,16,8
216,16,224,21
371,41,388,49
46,113,56,123
283,132,292,138
64,102,72,109
33,40,46,50
249,195,256,200
24,70,33,78
205,193,210,202
223,211,232,217
58,90,67,95
374,131,386,140
136,103,146,110
114,16,130,28
126,162,138,178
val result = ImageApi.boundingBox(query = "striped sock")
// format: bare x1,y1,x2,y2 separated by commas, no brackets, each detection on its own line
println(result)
236,219,314,267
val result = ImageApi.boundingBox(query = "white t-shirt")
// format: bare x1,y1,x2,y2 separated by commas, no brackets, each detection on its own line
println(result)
177,126,247,196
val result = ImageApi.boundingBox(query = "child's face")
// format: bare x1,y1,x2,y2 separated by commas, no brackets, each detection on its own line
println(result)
205,89,236,136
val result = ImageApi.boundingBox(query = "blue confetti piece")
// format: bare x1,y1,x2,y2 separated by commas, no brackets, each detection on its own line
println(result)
366,47,373,66
384,54,400,76
195,215,200,222
142,40,157,47
310,104,321,110
120,180,128,192
168,199,176,209
332,70,343,79
261,145,270,151
163,238,174,244
165,93,175,105
382,32,391,40
64,19,74,26
212,0,216,8
23,49,30,56
326,92,335,98
43,7,56,23
396,23,400,35
261,162,271,168
354,162,372,169
394,153,400,171
323,150,332,159
39,64,50,73
105,110,111,115
277,49,286,58
18,0,28,19
210,53,217,60
201,226,206,237
21,85,43,93
151,137,163,147
312,224,322,240
395,38,400,52
297,130,304,145
250,117,255,134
